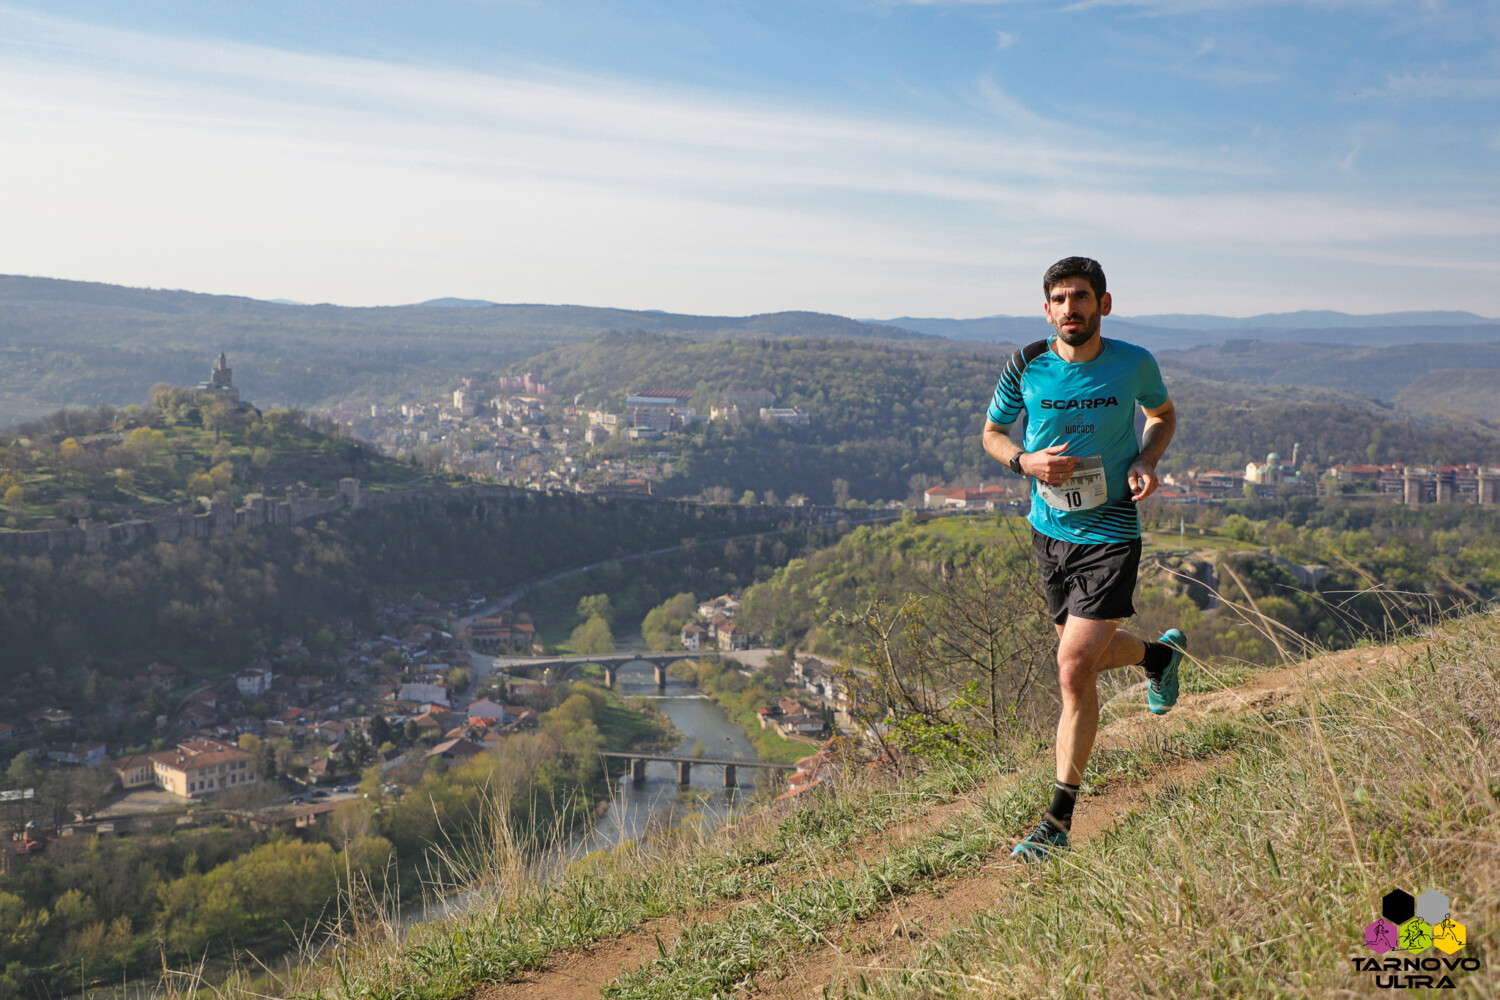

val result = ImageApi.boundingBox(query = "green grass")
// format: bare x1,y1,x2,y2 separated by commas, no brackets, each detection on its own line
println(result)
287,753,1014,1000
596,695,678,752
241,608,1500,1000
840,610,1500,999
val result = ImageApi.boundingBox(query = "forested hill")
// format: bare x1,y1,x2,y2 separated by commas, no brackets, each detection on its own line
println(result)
1164,381,1500,472
525,331,1012,504
0,487,784,708
513,331,1500,504
0,275,927,425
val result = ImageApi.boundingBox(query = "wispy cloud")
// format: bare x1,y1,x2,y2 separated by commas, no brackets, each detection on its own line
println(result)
0,4,1492,316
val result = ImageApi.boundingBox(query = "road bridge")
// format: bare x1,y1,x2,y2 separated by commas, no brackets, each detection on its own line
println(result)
531,652,704,689
598,751,795,788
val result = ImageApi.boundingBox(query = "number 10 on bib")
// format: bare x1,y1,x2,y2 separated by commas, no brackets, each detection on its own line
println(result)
1036,455,1108,512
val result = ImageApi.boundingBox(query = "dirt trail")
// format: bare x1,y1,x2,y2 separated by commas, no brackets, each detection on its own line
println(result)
469,642,1411,1000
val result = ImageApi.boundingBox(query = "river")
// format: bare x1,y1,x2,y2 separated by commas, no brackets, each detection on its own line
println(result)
576,661,767,852
408,658,772,927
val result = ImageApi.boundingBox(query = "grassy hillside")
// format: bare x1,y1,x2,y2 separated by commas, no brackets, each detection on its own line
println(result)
208,608,1500,1000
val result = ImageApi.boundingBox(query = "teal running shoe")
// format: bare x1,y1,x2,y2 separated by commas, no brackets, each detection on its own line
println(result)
1011,814,1070,862
1148,628,1186,715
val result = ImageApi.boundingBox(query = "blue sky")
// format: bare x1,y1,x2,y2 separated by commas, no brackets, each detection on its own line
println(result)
0,0,1496,318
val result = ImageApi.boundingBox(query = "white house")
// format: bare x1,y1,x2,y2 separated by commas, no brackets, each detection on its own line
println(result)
236,665,274,696
466,698,510,724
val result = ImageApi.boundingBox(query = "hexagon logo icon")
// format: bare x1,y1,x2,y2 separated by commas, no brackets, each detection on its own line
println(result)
1382,889,1415,926
1363,918,1398,953
1416,890,1450,925
1399,917,1432,954
1432,917,1466,955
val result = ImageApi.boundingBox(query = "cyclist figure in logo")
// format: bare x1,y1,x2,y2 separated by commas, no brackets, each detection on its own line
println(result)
983,257,1187,861
1401,920,1432,953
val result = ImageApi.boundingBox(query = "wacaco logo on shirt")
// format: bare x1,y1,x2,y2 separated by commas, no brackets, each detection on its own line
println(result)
1353,888,1481,989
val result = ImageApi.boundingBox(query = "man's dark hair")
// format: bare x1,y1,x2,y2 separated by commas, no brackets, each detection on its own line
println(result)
1043,257,1107,300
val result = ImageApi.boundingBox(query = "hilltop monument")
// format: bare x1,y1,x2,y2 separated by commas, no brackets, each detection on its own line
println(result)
200,352,242,404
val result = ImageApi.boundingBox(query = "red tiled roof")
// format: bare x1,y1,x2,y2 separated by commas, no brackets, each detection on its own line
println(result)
149,739,252,773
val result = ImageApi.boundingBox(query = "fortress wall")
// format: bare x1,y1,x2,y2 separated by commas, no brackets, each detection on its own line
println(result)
0,477,851,557
0,480,540,555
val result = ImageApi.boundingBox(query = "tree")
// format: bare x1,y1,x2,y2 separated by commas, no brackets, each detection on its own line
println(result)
830,525,1054,755
1223,514,1258,543
58,438,83,470
576,593,613,624
209,461,235,491
641,591,698,650
3,756,40,827
569,615,616,655
348,730,375,767
0,892,49,965
201,402,234,441
123,426,167,468
328,800,374,849
255,741,278,781
185,471,215,497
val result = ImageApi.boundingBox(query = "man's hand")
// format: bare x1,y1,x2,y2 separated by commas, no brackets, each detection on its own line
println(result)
1022,443,1078,487
1127,459,1158,501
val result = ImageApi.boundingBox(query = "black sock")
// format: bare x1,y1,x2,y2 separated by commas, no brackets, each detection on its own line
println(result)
1139,641,1172,680
1048,781,1079,829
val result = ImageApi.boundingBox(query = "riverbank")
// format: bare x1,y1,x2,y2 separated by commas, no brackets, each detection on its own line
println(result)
670,657,814,765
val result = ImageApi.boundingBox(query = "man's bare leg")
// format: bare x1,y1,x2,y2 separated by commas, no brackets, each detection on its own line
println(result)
1054,617,1146,786
1012,618,1157,859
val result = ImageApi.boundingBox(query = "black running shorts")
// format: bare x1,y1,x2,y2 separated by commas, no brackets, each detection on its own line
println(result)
1031,529,1141,624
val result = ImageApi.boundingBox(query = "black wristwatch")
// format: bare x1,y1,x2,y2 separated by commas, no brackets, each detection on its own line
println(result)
1008,452,1025,477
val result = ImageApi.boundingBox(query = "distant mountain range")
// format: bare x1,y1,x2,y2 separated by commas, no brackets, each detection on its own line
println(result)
0,273,1496,427
876,311,1500,351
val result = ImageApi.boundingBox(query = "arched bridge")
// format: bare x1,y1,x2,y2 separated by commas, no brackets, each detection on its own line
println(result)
533,652,703,689
599,751,795,788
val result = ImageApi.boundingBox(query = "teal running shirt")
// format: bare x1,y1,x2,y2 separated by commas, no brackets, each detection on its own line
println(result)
986,337,1168,544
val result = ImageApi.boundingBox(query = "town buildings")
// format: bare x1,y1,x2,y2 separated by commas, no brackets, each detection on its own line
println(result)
922,484,1010,510
117,740,259,799
326,379,802,497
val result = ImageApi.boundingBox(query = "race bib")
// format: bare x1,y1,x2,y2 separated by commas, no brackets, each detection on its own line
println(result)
1036,455,1108,512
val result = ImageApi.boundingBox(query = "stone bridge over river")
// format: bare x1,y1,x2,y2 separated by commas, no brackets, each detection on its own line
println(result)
598,751,794,788
528,652,703,689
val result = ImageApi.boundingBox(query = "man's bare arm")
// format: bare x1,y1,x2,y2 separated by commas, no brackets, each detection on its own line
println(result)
984,419,1078,485
1127,398,1175,500
982,419,1021,467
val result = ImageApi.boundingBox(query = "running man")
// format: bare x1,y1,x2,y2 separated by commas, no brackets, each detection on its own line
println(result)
982,256,1186,861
